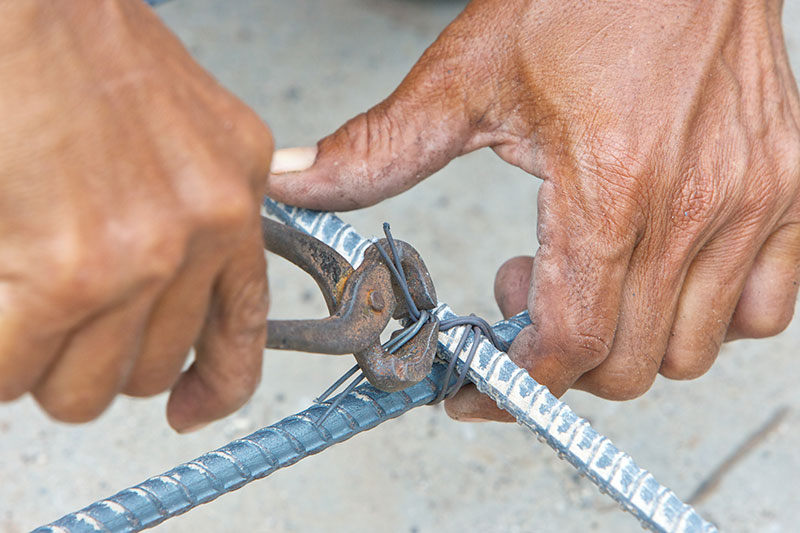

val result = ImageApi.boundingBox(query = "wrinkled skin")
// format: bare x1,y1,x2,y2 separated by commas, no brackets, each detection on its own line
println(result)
269,0,800,421
0,1,273,431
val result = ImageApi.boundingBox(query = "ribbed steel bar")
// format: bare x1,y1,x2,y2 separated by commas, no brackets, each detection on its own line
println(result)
263,199,717,533
35,200,717,532
263,202,372,267
433,305,715,533
34,366,448,533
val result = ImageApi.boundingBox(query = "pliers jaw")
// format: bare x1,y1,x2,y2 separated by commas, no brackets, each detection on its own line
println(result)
353,316,440,392
262,217,439,392
363,238,437,319
353,240,440,392
262,216,394,354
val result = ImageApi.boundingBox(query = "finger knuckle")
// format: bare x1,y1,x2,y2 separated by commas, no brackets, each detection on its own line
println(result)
660,318,726,380
221,276,269,336
763,139,800,216
740,173,789,225
336,108,390,158
606,376,655,401
572,331,612,361
577,146,648,236
130,226,188,283
660,359,712,381
42,223,186,307
555,328,614,371
43,235,118,308
228,106,274,181
673,170,721,229
660,347,717,381
236,106,275,154
37,389,108,423
188,176,257,233
736,303,795,338
311,108,399,206
581,343,661,400
592,369,656,401
582,144,646,192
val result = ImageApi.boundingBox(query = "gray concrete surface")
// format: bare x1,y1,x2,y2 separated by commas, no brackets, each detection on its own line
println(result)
2,2,800,532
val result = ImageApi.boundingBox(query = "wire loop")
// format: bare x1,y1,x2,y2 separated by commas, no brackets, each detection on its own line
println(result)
315,223,507,422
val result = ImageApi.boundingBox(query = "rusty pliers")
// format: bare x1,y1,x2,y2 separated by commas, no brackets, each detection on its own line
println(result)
261,216,440,392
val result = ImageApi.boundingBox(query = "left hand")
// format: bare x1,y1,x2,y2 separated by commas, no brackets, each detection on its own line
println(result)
0,0,273,431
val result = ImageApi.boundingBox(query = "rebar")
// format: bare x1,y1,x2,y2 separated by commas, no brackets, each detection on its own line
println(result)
35,200,718,532
34,366,448,533
433,304,716,533
263,199,718,533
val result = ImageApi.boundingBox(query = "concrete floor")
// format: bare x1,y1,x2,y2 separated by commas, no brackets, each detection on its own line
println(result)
3,1,800,532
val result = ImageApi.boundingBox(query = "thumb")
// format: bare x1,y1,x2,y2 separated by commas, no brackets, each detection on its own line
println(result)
267,44,484,211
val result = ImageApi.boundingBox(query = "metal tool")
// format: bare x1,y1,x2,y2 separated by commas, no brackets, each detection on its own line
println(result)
261,216,440,392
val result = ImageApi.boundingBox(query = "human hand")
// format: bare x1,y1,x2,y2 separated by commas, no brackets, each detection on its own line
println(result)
268,0,800,421
0,1,273,431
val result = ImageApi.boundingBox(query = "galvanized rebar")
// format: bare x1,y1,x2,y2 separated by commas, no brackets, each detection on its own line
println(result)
34,365,449,533
35,200,717,532
263,199,718,533
433,305,716,533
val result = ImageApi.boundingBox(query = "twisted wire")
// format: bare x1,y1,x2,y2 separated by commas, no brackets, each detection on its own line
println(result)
316,223,500,415
372,223,504,404
313,306,431,425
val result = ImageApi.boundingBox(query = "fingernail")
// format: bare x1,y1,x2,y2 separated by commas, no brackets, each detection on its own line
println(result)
457,417,490,423
270,146,317,173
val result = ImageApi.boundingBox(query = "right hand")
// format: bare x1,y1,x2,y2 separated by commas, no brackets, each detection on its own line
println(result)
268,0,800,421
0,1,273,432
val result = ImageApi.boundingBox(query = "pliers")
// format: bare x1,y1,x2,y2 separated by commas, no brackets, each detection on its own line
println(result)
261,216,440,392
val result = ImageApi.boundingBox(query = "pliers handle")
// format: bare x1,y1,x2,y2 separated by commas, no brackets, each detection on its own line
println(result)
261,216,440,392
